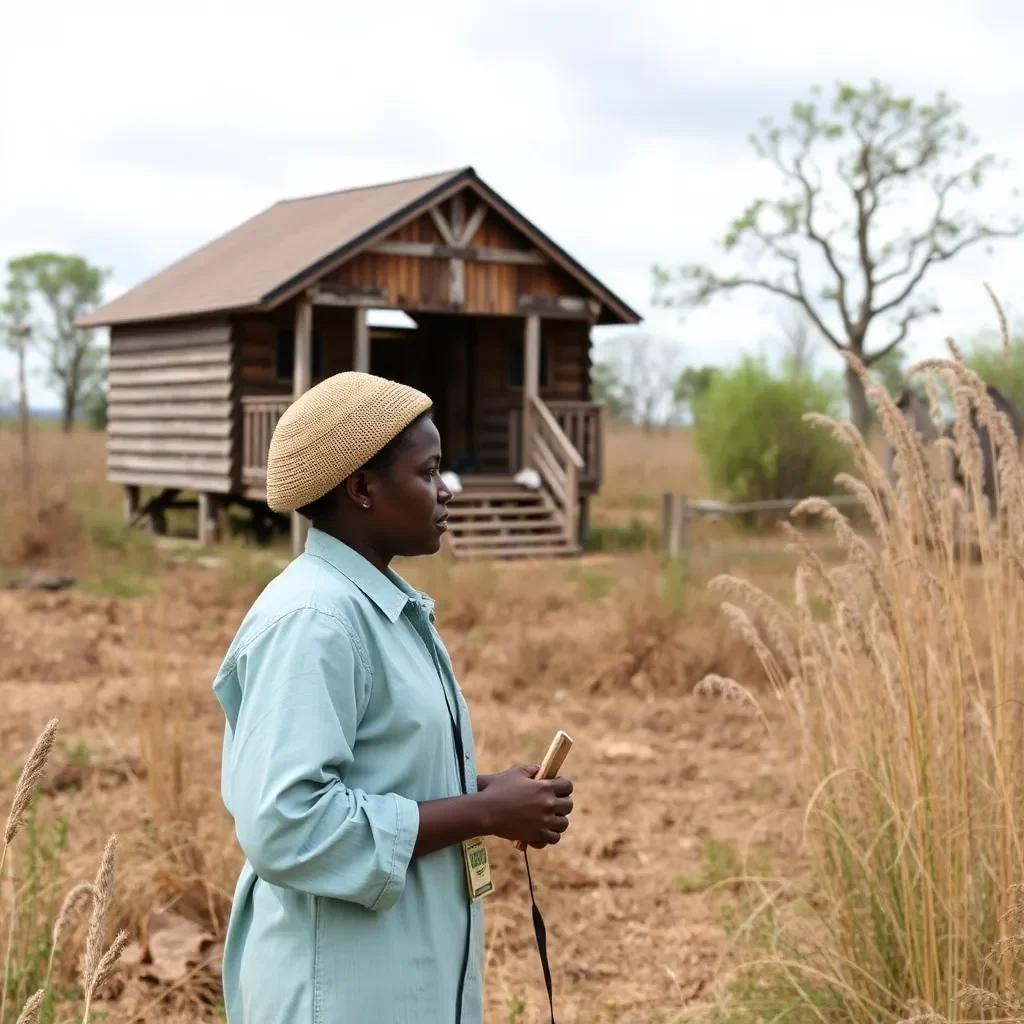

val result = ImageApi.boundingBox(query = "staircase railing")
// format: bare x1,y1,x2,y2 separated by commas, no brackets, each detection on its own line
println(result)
508,401,603,490
524,395,585,546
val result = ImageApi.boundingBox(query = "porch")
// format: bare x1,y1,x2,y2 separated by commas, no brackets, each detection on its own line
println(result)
240,392,604,559
240,396,604,496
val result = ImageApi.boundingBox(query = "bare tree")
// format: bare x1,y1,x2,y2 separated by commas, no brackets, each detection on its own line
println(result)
653,81,1024,433
778,307,819,375
591,332,685,429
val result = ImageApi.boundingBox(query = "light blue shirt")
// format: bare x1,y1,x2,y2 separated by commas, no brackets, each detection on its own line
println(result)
212,527,484,1023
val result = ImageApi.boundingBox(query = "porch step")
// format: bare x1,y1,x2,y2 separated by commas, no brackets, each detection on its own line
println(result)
444,476,577,560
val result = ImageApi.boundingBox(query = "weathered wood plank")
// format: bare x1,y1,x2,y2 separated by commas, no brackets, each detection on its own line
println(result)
108,363,233,387
461,203,488,246
450,258,465,307
108,454,233,476
429,206,456,246
294,296,313,397
518,295,601,320
353,308,370,373
370,240,546,265
109,470,233,493
108,344,232,371
450,193,466,241
308,283,388,307
108,400,233,420
110,322,231,353
110,382,233,403
107,436,232,457
107,418,233,438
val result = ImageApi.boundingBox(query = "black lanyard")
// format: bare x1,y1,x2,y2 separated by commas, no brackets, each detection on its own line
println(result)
524,849,556,1022
415,619,468,796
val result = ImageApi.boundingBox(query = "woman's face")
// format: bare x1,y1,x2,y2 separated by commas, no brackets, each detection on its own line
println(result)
364,416,453,558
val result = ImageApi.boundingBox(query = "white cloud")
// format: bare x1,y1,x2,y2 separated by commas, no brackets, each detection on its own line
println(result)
1,0,1022,407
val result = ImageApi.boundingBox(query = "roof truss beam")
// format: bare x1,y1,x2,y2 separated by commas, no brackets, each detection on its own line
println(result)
369,240,546,265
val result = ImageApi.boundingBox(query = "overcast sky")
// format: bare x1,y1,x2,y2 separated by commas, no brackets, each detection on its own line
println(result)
2,0,1023,407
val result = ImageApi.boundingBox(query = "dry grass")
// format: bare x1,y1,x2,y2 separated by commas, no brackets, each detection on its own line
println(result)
695,327,1024,1022
11,403,1002,1022
0,415,809,1022
2,719,127,1024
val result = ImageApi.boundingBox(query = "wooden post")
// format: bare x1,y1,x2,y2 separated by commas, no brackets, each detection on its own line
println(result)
122,485,140,524
578,496,590,549
522,314,541,467
291,297,313,558
353,307,370,373
661,492,689,558
198,493,219,546
449,193,466,307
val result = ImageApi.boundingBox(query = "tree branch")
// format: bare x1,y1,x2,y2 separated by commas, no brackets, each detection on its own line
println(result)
864,304,939,365
762,130,855,336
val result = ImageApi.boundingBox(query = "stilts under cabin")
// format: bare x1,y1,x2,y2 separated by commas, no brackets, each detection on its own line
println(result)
76,166,642,559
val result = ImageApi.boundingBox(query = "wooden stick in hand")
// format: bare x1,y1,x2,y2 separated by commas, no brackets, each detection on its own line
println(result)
515,730,573,853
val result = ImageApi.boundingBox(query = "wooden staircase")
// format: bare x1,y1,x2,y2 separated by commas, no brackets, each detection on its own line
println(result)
444,476,580,560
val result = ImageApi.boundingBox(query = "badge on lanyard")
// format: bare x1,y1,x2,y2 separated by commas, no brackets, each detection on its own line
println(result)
462,836,494,901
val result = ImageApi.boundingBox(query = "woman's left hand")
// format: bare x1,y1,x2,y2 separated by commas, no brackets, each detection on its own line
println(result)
477,763,540,793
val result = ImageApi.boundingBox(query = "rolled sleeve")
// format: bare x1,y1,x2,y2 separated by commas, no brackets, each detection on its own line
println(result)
224,606,420,910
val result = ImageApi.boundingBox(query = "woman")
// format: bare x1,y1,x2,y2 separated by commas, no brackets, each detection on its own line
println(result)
212,371,574,1023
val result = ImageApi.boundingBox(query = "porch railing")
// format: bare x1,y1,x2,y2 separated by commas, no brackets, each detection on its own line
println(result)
242,396,290,488
524,395,584,547
508,400,603,489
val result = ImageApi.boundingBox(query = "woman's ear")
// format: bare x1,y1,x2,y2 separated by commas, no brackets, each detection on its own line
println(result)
344,471,372,510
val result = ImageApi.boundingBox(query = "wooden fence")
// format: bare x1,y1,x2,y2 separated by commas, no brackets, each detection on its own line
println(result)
660,492,862,557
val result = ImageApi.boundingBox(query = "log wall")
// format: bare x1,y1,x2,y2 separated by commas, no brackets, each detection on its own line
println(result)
106,318,236,493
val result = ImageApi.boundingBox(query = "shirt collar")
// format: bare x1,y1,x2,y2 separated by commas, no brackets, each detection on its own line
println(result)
304,527,434,624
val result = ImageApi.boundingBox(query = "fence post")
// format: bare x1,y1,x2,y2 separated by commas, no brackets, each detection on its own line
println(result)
661,492,689,558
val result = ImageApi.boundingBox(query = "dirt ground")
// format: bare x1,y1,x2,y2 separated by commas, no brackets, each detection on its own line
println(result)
0,545,804,1024
0,423,816,1022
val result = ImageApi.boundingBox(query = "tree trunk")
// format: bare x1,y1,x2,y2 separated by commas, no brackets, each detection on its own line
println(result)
845,366,871,436
62,387,76,433
17,341,32,510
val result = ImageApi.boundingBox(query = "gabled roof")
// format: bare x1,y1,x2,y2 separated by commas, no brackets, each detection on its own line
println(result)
76,166,641,329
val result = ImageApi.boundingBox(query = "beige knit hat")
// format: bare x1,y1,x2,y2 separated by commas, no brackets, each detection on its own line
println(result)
265,371,433,513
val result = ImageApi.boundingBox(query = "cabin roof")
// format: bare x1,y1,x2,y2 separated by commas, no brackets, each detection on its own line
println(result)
77,166,641,329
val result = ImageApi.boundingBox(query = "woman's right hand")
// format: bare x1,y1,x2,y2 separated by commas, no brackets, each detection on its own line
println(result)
478,764,574,848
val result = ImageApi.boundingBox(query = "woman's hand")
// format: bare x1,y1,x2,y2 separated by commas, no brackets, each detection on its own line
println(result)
476,763,539,793
477,763,574,849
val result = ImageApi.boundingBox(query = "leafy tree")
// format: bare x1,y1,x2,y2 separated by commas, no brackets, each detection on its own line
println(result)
653,80,1024,434
673,365,720,424
1,267,34,502
8,253,110,431
82,386,108,431
692,355,850,504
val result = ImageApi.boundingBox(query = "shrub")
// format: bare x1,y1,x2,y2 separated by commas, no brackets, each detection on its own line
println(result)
697,343,1024,1022
965,321,1024,417
692,356,851,505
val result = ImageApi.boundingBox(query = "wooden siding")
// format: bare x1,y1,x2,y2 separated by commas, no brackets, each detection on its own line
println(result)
328,206,587,316
468,317,591,472
107,318,236,493
235,305,355,396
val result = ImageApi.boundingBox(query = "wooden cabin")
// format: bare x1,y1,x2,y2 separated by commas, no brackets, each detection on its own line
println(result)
76,166,641,559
